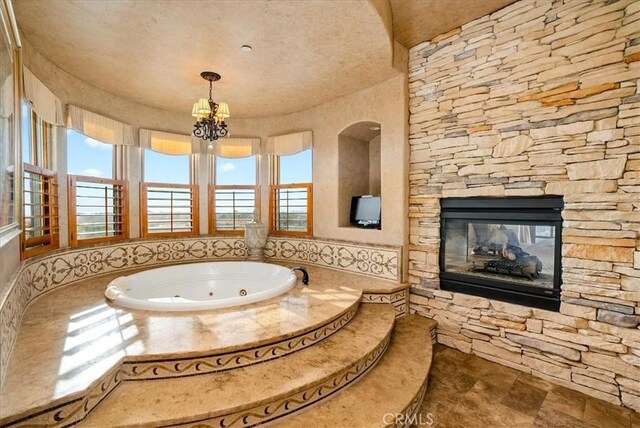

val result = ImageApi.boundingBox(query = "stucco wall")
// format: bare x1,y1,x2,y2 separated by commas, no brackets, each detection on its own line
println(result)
233,74,408,247
369,135,382,194
20,38,408,252
407,0,640,410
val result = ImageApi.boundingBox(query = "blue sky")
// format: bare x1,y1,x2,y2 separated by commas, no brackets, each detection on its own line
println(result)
67,130,114,178
66,130,312,185
144,149,190,184
279,149,312,184
215,155,256,185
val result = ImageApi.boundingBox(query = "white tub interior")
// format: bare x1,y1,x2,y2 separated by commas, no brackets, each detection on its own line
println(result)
105,262,298,311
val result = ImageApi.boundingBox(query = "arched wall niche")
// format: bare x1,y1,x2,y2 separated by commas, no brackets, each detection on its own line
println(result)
338,121,382,228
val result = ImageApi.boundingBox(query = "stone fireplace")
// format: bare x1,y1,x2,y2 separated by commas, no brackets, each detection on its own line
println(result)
406,0,640,411
440,197,562,311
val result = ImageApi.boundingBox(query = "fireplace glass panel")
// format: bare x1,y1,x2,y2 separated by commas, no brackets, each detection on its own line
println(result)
443,220,556,289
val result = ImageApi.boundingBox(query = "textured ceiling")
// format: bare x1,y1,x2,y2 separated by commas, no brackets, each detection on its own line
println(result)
14,0,515,118
390,0,516,48
14,0,397,118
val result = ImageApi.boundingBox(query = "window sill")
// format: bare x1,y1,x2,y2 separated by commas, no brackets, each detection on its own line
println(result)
0,223,21,248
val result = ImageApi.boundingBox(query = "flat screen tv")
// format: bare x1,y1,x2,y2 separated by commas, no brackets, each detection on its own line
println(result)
350,195,381,229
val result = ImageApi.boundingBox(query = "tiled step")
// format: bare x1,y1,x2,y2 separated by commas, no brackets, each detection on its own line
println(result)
267,314,437,428
1,265,368,427
78,303,397,427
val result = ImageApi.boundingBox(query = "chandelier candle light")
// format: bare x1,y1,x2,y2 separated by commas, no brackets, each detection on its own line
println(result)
192,71,230,148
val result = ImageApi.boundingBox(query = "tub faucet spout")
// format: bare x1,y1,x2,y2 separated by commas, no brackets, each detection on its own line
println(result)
290,266,309,286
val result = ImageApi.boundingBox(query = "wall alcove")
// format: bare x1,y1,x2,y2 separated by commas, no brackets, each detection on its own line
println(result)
338,121,381,228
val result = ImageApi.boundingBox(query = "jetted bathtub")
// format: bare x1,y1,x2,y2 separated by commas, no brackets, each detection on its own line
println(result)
105,262,297,311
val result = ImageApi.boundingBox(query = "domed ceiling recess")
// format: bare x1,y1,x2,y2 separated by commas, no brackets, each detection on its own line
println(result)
13,0,513,119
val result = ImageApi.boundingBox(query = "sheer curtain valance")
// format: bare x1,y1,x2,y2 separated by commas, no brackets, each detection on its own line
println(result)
23,67,64,126
265,130,312,156
67,105,135,146
210,137,260,158
139,129,202,155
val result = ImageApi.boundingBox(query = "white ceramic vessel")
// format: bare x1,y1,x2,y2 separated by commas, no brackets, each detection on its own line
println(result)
245,218,268,261
105,262,296,311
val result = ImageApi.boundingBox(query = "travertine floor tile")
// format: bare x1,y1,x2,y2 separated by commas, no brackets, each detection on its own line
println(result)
501,378,548,417
420,345,638,428
440,381,535,428
583,397,634,428
542,386,587,420
517,371,558,392
533,404,597,428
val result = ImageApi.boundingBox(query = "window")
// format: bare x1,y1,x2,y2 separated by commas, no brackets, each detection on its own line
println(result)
21,164,59,258
68,175,128,245
21,101,52,168
143,149,190,184
67,129,113,178
0,27,16,238
141,148,198,237
209,155,258,234
20,106,59,257
67,130,127,245
270,148,312,236
278,149,312,184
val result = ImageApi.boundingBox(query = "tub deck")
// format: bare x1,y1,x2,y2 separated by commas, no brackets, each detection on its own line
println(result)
0,262,405,425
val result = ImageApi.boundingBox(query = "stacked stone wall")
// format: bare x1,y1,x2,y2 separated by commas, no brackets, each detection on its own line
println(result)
407,0,640,410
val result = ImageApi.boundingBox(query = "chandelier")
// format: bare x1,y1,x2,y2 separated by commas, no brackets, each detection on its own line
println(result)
192,71,230,145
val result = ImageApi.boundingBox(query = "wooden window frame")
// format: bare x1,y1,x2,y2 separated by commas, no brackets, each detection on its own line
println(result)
269,183,313,237
30,110,51,168
140,182,199,238
20,163,59,259
209,154,259,235
269,151,313,237
67,174,129,246
208,184,260,235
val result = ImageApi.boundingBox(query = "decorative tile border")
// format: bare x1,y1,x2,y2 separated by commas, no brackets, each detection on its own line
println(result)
362,289,409,318
121,304,358,381
2,365,122,428
0,304,360,427
179,330,392,428
266,237,400,282
389,320,435,428
0,236,401,386
390,377,430,428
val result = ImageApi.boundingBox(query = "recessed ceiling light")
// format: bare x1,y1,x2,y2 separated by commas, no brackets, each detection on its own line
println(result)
241,45,252,52
370,126,380,131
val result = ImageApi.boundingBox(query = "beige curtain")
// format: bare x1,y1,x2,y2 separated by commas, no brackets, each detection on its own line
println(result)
210,137,260,158
23,67,64,126
265,130,312,156
140,129,201,155
67,105,135,146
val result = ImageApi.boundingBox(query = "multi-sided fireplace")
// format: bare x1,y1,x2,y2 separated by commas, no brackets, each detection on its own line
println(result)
439,196,563,311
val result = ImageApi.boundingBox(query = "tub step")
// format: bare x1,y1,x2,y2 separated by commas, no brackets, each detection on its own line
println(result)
267,315,437,428
78,304,396,427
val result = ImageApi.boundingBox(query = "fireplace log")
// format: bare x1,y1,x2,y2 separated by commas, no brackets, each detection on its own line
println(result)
469,243,543,280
